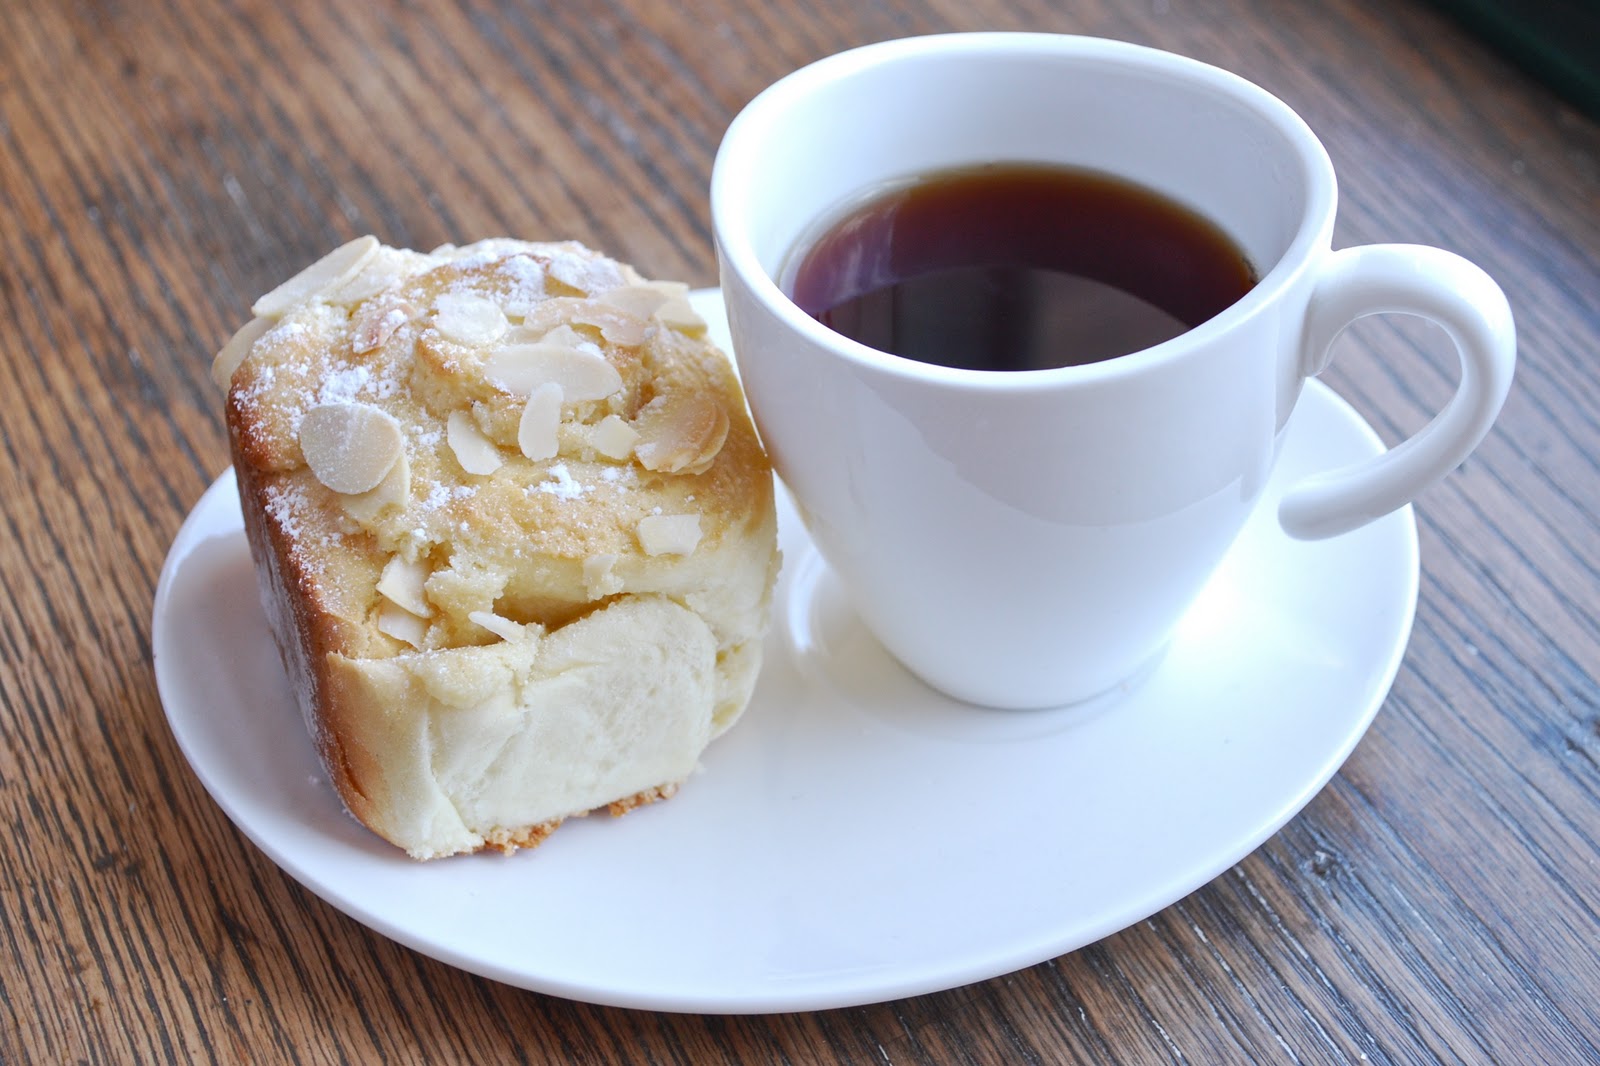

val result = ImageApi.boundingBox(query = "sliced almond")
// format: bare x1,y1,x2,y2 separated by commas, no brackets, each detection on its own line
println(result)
211,315,274,390
339,450,410,523
571,302,650,346
518,382,563,460
641,280,690,300
483,337,622,401
637,514,702,556
468,610,524,642
591,413,639,460
632,392,729,474
547,252,624,296
597,285,670,320
447,409,503,475
299,401,404,494
252,236,380,318
497,254,548,317
640,280,704,331
582,552,621,596
434,293,508,346
326,247,410,305
351,297,413,354
655,294,704,331
377,601,428,649
511,298,586,337
528,324,583,348
377,555,432,618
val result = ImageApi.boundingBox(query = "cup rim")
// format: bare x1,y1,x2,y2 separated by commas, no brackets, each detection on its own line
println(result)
711,32,1338,389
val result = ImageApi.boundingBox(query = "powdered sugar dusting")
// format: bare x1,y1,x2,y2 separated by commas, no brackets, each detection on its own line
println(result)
266,320,308,343
263,482,304,541
313,360,405,407
500,255,549,319
549,252,623,296
262,481,339,559
423,481,476,511
598,465,634,488
535,463,587,500
317,365,372,405
373,306,408,337
450,247,504,271
501,254,546,291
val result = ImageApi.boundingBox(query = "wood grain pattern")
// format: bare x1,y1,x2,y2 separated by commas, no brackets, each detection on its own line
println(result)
1,0,1596,1061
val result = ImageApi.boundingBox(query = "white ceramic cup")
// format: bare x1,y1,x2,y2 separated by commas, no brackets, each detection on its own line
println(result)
711,33,1515,709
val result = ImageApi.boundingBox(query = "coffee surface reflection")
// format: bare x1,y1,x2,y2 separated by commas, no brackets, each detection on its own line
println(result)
786,163,1258,371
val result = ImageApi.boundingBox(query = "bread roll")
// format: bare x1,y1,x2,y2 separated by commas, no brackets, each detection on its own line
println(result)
217,237,779,859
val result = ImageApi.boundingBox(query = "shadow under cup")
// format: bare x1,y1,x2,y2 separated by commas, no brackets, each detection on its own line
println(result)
713,35,1337,709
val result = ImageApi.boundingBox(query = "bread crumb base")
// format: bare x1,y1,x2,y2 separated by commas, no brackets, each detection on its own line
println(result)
607,780,679,817
473,781,682,857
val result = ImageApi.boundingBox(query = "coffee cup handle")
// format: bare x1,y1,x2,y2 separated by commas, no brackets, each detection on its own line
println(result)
1278,244,1516,540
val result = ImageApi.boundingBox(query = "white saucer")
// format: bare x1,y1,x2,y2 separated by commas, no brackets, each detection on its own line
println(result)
153,290,1418,1013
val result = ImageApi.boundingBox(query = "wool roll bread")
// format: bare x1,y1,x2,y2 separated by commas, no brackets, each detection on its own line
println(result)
215,236,780,859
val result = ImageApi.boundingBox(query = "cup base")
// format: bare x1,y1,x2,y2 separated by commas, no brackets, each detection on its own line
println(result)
782,546,1166,735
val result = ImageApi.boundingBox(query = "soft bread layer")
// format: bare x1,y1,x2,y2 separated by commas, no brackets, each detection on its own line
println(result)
325,595,716,860
222,238,779,859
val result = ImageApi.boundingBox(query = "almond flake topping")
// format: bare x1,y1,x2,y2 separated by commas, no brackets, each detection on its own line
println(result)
377,555,432,618
518,382,563,460
590,413,639,460
597,285,670,320
339,451,410,523
632,392,729,474
326,247,411,306
468,610,525,642
570,302,651,346
211,315,274,389
637,514,702,556
351,297,413,354
482,327,622,401
514,299,583,337
299,401,404,495
447,410,503,476
641,280,703,330
582,553,623,597
434,293,508,346
548,252,624,296
377,601,428,648
253,236,380,318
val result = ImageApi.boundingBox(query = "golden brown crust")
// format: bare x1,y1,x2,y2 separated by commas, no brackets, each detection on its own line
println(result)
472,781,679,857
231,416,375,834
480,819,562,856
606,782,679,817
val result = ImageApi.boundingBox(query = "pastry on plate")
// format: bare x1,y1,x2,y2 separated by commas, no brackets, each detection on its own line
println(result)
214,236,779,859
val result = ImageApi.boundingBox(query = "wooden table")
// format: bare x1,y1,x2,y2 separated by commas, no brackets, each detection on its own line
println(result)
4,1,1596,1061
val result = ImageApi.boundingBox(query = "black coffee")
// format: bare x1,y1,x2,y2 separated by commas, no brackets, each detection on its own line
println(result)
785,163,1257,371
